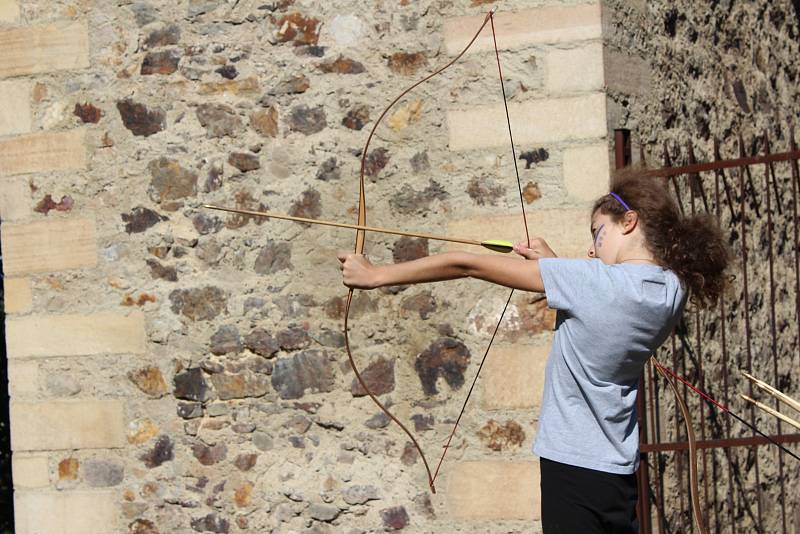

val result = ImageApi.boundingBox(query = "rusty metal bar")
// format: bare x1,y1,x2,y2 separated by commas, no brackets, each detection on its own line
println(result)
640,433,800,453
642,148,800,178
762,133,788,534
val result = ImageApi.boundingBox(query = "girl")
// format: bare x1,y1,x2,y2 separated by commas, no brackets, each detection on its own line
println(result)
337,173,729,533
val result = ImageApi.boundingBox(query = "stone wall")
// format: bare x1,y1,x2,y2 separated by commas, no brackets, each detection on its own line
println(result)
0,1,620,533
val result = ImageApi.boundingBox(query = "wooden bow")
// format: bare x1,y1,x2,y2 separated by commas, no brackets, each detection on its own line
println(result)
345,7,530,493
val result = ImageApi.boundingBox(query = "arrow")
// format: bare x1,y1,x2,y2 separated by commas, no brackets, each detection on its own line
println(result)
202,204,514,253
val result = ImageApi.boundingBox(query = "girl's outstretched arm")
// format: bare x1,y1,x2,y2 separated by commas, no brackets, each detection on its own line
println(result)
337,250,545,293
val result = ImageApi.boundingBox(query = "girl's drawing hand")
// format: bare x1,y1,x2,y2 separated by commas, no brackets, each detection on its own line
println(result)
337,252,378,289
513,238,557,260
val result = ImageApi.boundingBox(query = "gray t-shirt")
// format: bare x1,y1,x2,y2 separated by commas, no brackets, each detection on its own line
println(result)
535,258,687,474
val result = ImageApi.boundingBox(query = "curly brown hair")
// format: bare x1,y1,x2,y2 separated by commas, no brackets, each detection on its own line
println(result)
592,169,730,308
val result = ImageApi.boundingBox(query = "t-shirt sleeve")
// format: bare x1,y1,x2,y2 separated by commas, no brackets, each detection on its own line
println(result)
538,258,604,313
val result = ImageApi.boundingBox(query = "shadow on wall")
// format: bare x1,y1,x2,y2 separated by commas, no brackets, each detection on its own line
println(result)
0,234,14,533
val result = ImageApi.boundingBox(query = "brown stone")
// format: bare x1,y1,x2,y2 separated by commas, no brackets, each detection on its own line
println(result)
210,325,242,355
392,237,428,263
190,513,230,534
141,50,180,75
140,435,174,468
234,481,253,508
380,506,410,530
364,147,389,178
271,350,335,400
477,419,526,451
400,442,417,466
233,453,258,471
147,157,198,203
388,52,428,75
117,99,165,137
122,206,167,233
401,291,436,319
249,107,278,137
288,105,326,135
74,103,103,123
228,152,260,172
173,367,212,401
244,328,279,357
144,24,180,48
128,367,168,397
272,12,320,45
58,457,79,480
209,372,269,400
267,75,309,95
350,357,395,397
196,103,243,138
318,55,365,74
522,181,542,203
254,240,292,275
288,189,321,221
129,518,160,534
414,338,470,396
146,258,178,282
390,181,448,215
277,326,311,350
169,287,227,321
411,414,434,432
127,419,159,444
192,442,227,466
466,176,505,206
342,104,369,130
34,194,73,215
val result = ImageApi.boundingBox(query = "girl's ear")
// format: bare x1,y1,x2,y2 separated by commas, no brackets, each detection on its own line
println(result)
620,211,639,235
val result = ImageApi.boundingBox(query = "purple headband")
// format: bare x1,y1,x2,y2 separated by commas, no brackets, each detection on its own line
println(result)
608,192,631,211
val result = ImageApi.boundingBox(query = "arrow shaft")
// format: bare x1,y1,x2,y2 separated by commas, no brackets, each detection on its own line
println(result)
203,204,483,248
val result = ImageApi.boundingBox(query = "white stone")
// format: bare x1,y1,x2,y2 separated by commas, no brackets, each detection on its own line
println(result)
327,14,364,47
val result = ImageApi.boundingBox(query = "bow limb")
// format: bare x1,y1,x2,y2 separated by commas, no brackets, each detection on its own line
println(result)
652,356,707,534
344,9,498,494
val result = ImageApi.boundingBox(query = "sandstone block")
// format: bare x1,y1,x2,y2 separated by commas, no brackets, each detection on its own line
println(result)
12,454,49,489
445,461,540,520
545,42,604,93
0,177,30,220
446,209,592,259
4,277,31,313
7,360,38,396
481,344,550,410
7,311,146,358
0,20,89,78
1,217,96,276
10,400,125,451
443,3,602,55
0,130,86,176
0,0,19,23
563,143,611,202
14,490,118,534
447,93,607,151
0,80,30,135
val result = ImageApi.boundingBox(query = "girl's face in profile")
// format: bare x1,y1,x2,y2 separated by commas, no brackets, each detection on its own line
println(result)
588,211,619,264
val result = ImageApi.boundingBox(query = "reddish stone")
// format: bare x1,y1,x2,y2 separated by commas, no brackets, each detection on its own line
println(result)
225,190,267,229
388,52,428,75
228,152,260,172
392,237,428,263
400,442,417,466
342,104,369,130
122,206,166,233
34,194,73,215
147,157,197,203
141,50,181,75
74,102,103,123
250,107,278,137
267,75,309,95
318,55,365,74
128,366,168,397
117,99,165,137
380,506,410,530
192,442,227,466
414,338,470,396
146,258,178,282
477,419,526,451
364,147,390,178
401,292,436,319
144,24,180,48
59,458,79,480
129,518,160,534
244,328,279,358
288,189,321,221
522,181,542,204
233,453,258,471
466,176,505,206
350,358,395,397
272,12,320,45
196,103,243,138
169,287,227,321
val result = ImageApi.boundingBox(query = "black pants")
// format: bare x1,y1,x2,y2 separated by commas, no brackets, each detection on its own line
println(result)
540,458,639,534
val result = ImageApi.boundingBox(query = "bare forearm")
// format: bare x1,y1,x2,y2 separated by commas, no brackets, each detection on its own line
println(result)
373,252,473,287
